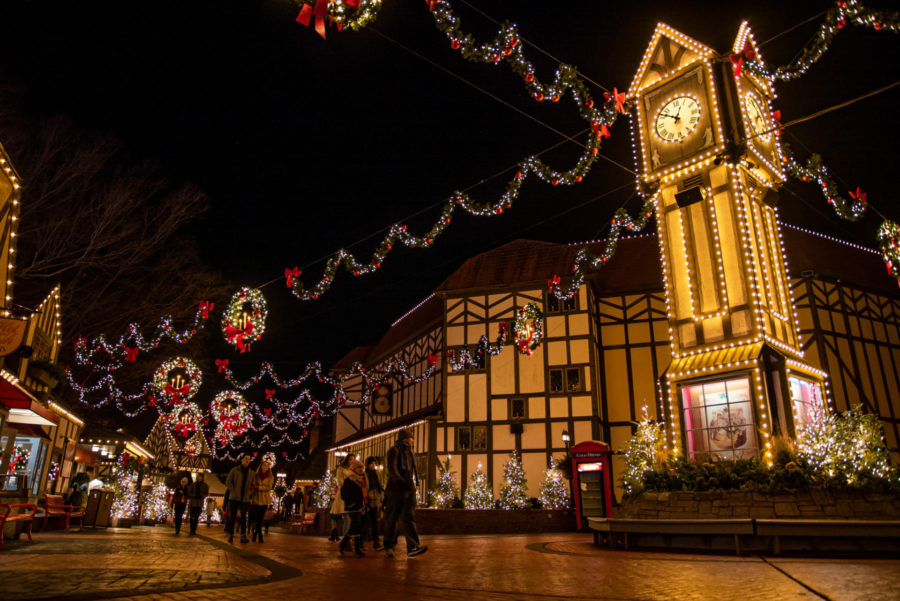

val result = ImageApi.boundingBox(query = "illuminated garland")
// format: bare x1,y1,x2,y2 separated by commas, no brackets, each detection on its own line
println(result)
780,144,866,221
513,303,544,356
877,220,900,286
151,357,202,407
446,323,507,371
72,301,212,372
549,198,658,300
222,287,267,353
262,451,277,466
6,445,30,474
210,391,252,446
287,0,624,303
293,0,382,37
744,1,899,82
47,460,61,483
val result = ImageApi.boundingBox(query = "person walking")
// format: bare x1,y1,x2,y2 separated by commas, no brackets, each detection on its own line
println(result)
327,454,353,541
170,476,189,535
225,454,257,544
382,429,427,558
186,472,209,536
364,456,383,550
282,490,294,520
251,459,274,543
338,460,367,557
205,496,217,527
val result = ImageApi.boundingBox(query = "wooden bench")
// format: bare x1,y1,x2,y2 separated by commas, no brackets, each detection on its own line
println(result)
0,503,38,550
589,517,755,554
292,512,318,534
756,519,900,555
41,493,85,532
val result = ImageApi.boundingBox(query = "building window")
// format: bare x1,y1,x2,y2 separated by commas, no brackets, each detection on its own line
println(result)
472,426,487,451
510,398,527,420
546,293,577,314
449,346,486,371
549,366,584,393
457,427,471,451
789,376,824,431
2,435,47,492
680,376,757,461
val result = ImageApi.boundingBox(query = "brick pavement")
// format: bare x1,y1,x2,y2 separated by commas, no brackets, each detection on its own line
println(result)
0,526,898,601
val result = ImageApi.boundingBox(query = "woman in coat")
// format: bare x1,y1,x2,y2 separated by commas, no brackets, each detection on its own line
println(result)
187,472,209,535
327,454,353,541
170,476,190,535
251,459,274,543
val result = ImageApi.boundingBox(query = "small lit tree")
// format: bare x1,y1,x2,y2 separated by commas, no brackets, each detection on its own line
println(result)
311,469,336,509
539,465,570,509
430,456,460,508
464,464,493,509
498,451,529,509
618,408,667,497
796,404,896,486
110,467,139,520
141,482,171,522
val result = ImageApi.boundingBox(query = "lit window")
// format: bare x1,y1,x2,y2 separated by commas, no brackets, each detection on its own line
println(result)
549,367,583,393
472,426,487,451
681,376,757,461
789,376,824,431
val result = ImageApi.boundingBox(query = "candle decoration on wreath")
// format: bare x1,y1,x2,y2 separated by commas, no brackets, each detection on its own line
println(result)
210,391,253,446
513,304,544,356
152,357,202,407
222,287,267,353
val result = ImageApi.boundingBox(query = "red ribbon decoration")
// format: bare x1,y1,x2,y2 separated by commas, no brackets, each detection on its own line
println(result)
772,110,783,129
548,274,561,289
164,384,191,404
285,266,302,288
225,322,255,343
198,301,214,319
604,88,627,114
123,346,139,363
263,408,272,416
849,187,867,205
427,354,439,366
599,124,611,139
265,388,276,400
215,358,230,373
729,54,744,78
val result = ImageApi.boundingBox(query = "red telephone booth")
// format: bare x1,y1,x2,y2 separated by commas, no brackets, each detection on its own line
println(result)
570,440,613,530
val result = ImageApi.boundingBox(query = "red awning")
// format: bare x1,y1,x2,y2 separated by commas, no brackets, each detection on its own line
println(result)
0,379,60,426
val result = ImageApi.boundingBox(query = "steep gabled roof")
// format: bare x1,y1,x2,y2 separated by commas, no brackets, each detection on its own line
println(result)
367,293,443,362
331,345,374,372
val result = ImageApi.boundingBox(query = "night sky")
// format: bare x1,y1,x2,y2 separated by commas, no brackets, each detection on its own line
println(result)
0,1,897,380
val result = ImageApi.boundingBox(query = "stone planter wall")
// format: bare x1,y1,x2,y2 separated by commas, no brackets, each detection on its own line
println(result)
617,488,900,520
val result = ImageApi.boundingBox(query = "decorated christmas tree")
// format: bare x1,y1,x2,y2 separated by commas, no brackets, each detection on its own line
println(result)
311,469,336,509
430,456,460,508
538,465,570,509
464,463,493,509
498,451,529,509
619,408,667,497
110,467,139,520
142,482,171,522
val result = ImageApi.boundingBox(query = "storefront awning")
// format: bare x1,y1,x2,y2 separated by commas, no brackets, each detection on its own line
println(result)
0,378,60,427
664,342,764,381
10,422,52,440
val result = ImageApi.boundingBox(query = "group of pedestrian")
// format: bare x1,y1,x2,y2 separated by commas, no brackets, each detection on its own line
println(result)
168,472,209,536
223,454,274,544
328,428,427,558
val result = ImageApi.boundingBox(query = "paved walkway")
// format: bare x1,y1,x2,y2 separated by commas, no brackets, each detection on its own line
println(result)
1,526,898,601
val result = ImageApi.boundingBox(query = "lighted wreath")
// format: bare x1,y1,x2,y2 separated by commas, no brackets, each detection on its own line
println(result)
152,357,202,406
878,220,900,287
292,0,382,36
514,303,544,356
222,287,267,353
168,403,204,441
183,432,204,458
210,391,252,446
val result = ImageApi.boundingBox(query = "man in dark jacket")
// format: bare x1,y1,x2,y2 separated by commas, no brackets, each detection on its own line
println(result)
382,428,427,558
225,454,257,543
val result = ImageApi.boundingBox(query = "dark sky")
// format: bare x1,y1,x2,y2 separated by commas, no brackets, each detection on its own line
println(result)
0,0,897,370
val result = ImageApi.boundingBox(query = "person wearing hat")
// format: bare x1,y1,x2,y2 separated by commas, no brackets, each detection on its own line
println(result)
382,428,427,558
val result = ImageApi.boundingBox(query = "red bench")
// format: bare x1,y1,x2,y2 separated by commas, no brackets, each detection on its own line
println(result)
292,512,318,534
0,503,37,550
41,493,85,532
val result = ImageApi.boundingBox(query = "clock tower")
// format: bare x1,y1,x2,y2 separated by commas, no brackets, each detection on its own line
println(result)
628,23,830,464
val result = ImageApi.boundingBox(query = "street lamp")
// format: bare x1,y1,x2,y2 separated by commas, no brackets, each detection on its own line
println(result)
561,429,571,452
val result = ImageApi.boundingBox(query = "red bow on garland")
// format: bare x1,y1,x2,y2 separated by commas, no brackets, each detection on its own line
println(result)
284,266,302,288
548,274,561,289
604,88,627,115
198,300,214,319
849,187,867,205
427,354,439,366
215,358,230,373
164,384,191,404
123,346,139,363
265,388,276,400
296,0,360,39
729,40,757,78
225,322,255,344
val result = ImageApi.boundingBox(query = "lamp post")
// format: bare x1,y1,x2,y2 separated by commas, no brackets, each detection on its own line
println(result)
561,429,574,511
561,429,571,453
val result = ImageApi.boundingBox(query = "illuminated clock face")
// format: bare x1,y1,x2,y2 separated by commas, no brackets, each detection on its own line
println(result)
654,96,701,142
745,93,770,141
373,388,391,414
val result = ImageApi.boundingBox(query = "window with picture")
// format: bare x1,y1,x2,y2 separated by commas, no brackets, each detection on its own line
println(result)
680,376,757,461
788,376,824,431
549,366,584,393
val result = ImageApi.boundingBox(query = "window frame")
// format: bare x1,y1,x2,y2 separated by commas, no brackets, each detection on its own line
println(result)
549,365,585,394
509,397,528,420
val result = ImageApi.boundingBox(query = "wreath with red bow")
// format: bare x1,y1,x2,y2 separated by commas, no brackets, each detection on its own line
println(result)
152,357,202,406
210,391,252,445
222,287,268,353
514,303,544,356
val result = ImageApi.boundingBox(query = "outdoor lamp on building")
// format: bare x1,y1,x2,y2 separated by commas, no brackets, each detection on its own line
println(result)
562,429,571,452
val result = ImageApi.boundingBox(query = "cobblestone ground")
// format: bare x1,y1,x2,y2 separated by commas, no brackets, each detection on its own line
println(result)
1,526,898,601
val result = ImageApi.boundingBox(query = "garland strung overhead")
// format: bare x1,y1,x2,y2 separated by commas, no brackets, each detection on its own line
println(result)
877,221,900,288
446,323,507,371
287,0,624,303
293,0,382,38
780,144,866,221
743,1,899,82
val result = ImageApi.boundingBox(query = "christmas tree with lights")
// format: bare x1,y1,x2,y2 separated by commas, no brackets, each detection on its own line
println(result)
430,456,460,508
110,467,139,520
312,469,336,509
498,451,529,509
619,409,667,497
464,464,493,509
142,482,171,522
538,465,569,509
